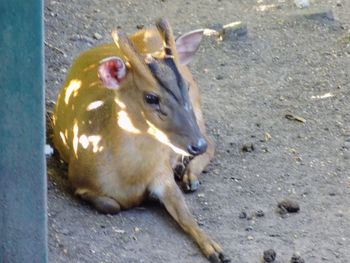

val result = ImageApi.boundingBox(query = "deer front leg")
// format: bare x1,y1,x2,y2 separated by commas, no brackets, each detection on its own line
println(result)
181,136,215,192
150,176,230,263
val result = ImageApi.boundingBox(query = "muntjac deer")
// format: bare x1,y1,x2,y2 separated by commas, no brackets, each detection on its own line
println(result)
53,19,229,262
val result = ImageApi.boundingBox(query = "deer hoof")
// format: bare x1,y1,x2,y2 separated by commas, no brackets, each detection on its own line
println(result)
208,253,231,263
181,173,200,193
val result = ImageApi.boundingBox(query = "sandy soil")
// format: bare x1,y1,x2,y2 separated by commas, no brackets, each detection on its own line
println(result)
45,0,350,262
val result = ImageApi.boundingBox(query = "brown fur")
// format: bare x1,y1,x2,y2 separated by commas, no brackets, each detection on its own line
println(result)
53,20,228,262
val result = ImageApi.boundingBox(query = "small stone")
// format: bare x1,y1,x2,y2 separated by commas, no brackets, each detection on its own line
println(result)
247,235,254,241
255,210,265,217
264,132,272,142
238,211,247,219
294,0,310,8
278,199,300,214
197,220,205,226
245,226,253,231
112,227,125,234
263,249,277,262
290,253,305,263
343,141,350,150
136,24,144,29
134,227,141,233
241,143,254,152
93,33,102,40
335,211,343,217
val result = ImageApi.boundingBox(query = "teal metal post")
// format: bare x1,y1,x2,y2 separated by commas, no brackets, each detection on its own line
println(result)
0,0,47,262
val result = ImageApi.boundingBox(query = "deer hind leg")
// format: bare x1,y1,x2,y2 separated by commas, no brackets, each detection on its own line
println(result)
181,136,215,192
150,177,230,262
68,158,121,214
75,188,121,214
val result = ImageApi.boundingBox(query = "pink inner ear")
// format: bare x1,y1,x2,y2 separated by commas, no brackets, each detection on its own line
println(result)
175,29,204,65
98,57,126,89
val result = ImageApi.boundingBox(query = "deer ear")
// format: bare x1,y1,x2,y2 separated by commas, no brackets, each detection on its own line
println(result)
98,56,127,89
175,29,204,65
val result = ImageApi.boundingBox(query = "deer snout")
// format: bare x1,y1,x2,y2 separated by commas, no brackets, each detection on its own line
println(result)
187,138,207,156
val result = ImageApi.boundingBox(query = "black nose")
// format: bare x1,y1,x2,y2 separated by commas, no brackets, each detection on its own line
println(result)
187,138,207,156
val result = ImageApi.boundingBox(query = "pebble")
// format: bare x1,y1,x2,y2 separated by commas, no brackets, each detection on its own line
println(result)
93,32,102,40
294,0,310,8
290,253,305,263
278,199,300,214
263,249,277,262
241,143,254,152
255,210,265,217
112,228,125,234
245,226,253,231
238,211,247,219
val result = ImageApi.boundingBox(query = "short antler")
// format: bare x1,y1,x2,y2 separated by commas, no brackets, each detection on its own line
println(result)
155,18,176,57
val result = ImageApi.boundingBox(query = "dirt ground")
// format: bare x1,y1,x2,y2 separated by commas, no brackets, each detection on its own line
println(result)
45,0,350,262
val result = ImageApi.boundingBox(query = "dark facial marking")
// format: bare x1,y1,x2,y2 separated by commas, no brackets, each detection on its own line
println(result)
147,57,188,106
164,57,187,100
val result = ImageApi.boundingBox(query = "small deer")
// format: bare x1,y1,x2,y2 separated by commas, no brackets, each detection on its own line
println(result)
52,19,229,262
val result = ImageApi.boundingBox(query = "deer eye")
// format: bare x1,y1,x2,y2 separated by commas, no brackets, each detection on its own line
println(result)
144,93,160,105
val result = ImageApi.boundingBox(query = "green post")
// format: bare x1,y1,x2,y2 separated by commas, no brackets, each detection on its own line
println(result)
0,0,47,262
